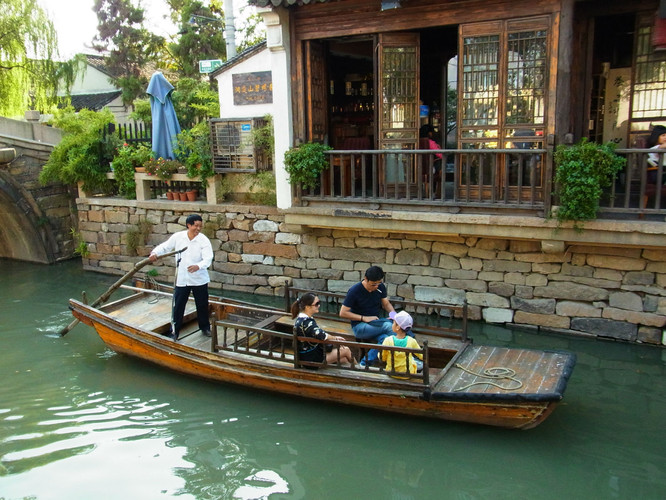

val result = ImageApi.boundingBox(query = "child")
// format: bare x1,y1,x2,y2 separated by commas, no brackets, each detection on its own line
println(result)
381,311,423,379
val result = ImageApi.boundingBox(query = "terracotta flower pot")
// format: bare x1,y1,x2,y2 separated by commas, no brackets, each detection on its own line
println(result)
135,167,146,173
166,191,174,200
179,192,188,201
186,189,198,202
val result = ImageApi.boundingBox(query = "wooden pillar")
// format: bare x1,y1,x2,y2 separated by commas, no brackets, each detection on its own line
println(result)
555,0,575,145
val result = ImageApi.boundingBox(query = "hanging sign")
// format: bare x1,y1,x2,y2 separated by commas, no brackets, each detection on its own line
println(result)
199,59,223,73
232,71,273,105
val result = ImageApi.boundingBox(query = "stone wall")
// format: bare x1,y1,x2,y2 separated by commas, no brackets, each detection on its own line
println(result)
77,200,666,346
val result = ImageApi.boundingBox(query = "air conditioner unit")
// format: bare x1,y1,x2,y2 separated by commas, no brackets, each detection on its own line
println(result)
210,118,272,172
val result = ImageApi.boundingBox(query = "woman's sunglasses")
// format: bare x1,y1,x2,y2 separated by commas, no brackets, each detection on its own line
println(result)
312,301,321,307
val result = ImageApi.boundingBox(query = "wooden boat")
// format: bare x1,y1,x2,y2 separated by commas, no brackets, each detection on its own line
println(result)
68,280,576,429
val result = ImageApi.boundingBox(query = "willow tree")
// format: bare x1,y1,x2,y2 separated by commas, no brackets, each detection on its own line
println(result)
0,0,72,117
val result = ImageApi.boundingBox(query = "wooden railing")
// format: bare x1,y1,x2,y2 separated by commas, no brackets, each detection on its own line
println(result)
598,148,666,218
295,148,551,215
290,146,666,219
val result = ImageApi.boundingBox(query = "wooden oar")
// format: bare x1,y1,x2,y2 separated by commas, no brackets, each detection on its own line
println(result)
59,247,187,336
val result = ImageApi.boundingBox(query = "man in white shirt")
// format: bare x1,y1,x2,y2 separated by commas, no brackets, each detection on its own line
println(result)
149,214,213,340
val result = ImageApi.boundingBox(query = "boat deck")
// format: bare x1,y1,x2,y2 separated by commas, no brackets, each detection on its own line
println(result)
433,344,574,400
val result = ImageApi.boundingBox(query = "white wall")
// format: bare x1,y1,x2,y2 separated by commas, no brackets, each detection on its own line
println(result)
62,63,116,96
215,47,275,119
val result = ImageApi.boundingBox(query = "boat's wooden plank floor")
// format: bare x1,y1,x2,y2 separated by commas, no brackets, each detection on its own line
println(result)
106,294,196,333
434,345,571,395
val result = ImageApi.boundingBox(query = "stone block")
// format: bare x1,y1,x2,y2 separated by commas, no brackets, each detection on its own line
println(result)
476,238,508,251
234,275,268,286
548,274,620,289
408,275,445,286
88,210,105,223
213,262,252,274
395,248,430,266
397,284,414,299
449,270,478,279
437,254,461,270
587,254,645,271
334,238,356,248
637,326,663,345
482,260,532,273
253,220,279,232
293,278,328,291
532,263,561,274
432,241,469,258
356,237,402,249
244,242,299,259
525,274,548,286
511,297,556,314
608,292,643,311
468,247,497,259
514,311,570,329
320,246,385,262
466,292,510,308
602,307,665,327
249,231,275,243
571,317,637,341
483,307,514,323
515,285,534,299
105,210,128,224
317,269,344,280
242,254,264,263
221,241,243,254
414,286,466,305
505,272,526,285
509,240,541,253
642,249,664,261
445,279,487,291
646,262,666,273
561,263,594,277
488,282,514,297
460,258,483,271
252,264,284,276
478,271,504,282
514,252,569,263
593,268,623,281
623,271,655,286
534,281,608,301
556,301,601,318
570,245,641,258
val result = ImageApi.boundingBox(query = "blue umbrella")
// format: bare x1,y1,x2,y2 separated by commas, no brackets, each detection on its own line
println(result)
147,72,181,160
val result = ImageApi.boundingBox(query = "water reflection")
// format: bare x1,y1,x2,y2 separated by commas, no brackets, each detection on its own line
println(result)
1,260,666,499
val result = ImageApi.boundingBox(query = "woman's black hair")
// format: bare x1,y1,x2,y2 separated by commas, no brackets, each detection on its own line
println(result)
290,292,317,318
647,125,666,148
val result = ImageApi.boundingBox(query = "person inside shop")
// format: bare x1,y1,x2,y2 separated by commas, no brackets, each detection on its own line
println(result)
291,292,356,368
149,214,213,341
339,265,395,366
419,124,443,193
647,124,666,183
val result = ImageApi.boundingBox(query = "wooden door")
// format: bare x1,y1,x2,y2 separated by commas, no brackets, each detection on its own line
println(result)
305,40,328,143
458,17,550,201
377,33,420,193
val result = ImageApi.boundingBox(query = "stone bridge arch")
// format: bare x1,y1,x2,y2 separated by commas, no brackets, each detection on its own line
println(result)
0,121,74,264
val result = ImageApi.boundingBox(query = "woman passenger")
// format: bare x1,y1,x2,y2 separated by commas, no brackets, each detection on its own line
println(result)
291,293,356,367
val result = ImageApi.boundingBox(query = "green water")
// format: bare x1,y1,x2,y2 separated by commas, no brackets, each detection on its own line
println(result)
0,259,665,499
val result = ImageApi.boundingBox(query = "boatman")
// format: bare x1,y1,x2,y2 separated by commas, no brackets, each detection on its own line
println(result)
149,214,213,340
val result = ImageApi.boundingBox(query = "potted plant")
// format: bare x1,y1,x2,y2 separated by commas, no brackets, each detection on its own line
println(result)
553,138,626,225
284,142,332,189
175,122,215,189
144,157,182,181
111,143,153,199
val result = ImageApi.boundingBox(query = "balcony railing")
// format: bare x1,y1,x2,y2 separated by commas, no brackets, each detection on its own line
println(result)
295,148,551,215
293,147,666,219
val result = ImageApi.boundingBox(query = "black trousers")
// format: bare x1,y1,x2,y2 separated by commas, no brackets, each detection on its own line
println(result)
172,284,210,335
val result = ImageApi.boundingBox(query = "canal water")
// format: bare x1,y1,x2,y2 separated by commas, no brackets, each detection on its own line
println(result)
1,259,665,500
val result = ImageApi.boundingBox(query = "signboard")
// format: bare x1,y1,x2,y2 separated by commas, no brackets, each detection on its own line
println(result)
232,71,273,105
199,59,223,74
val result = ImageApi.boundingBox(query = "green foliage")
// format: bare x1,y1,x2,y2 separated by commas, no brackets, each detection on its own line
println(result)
246,171,277,206
70,228,90,257
92,0,165,106
146,268,159,277
167,1,227,78
111,143,152,198
125,218,152,256
250,114,274,160
236,11,267,53
40,107,118,193
0,0,76,117
554,139,626,224
175,122,214,188
284,142,332,189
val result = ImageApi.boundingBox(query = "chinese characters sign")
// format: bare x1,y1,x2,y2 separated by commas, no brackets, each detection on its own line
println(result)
232,71,273,105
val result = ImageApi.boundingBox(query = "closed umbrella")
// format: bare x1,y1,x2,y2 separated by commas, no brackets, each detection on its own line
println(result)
147,72,181,160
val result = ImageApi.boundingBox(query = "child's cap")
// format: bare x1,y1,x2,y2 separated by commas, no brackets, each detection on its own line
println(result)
390,310,413,330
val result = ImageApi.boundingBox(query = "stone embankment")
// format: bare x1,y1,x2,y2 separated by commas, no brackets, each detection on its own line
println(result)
78,200,666,346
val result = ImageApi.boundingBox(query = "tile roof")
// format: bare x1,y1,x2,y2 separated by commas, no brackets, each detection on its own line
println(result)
211,41,267,77
69,91,122,112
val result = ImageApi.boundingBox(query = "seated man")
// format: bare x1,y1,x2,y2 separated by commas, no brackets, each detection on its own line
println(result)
339,265,395,366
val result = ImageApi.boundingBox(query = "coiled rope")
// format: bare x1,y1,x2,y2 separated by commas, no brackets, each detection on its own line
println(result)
453,363,523,392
